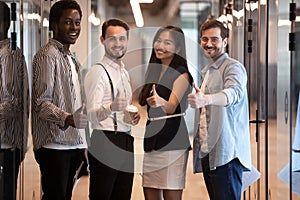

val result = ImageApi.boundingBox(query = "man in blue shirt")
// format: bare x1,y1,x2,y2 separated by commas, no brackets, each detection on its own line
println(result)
188,19,252,200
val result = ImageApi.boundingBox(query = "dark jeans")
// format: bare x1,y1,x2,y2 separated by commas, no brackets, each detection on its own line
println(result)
34,147,85,200
201,156,244,200
88,130,134,200
0,148,22,200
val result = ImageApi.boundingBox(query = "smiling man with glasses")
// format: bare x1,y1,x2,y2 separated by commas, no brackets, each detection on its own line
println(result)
188,19,252,200
199,22,227,62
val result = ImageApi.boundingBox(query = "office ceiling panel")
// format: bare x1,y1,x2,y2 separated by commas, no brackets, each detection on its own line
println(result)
105,0,169,16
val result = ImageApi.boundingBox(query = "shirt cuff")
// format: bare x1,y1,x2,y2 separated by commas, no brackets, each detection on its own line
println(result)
220,91,229,106
59,111,70,130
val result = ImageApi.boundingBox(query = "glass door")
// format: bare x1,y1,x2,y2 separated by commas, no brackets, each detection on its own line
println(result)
21,1,52,199
0,0,33,199
243,0,300,199
0,0,49,199
204,0,300,199
277,0,300,199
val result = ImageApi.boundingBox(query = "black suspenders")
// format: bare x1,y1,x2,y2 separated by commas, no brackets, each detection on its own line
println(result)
97,63,118,132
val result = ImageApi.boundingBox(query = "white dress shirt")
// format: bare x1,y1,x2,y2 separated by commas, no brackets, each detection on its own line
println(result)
84,56,132,133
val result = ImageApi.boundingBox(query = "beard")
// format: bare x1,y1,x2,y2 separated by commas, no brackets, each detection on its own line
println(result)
116,51,126,59
203,46,215,57
106,46,127,60
202,46,223,61
203,46,214,50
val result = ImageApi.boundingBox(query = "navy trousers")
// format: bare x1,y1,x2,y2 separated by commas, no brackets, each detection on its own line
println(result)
201,156,244,200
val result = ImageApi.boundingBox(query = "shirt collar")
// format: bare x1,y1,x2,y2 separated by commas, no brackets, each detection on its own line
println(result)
49,38,71,55
202,53,228,75
212,53,228,68
102,55,125,70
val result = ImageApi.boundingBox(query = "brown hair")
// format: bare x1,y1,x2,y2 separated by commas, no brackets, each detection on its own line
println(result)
200,19,228,39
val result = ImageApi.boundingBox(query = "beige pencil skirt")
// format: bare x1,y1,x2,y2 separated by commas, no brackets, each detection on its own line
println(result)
142,149,189,190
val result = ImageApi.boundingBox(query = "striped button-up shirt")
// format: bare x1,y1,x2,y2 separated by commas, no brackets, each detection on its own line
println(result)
32,38,84,150
0,38,29,150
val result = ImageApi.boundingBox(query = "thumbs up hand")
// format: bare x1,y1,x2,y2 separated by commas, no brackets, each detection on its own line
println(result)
73,104,88,128
110,89,127,111
188,83,212,108
65,104,88,129
146,84,164,108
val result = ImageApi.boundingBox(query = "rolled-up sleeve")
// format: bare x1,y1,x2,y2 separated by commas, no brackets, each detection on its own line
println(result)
222,62,247,107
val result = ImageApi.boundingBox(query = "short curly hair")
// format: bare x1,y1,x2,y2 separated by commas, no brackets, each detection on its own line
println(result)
49,0,82,31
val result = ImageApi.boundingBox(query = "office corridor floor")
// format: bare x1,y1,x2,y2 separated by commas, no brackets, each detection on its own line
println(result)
19,107,300,200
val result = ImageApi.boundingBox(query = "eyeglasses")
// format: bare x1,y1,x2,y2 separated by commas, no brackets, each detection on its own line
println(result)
200,36,222,44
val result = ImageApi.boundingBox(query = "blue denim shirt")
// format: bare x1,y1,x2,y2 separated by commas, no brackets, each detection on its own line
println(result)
193,53,252,172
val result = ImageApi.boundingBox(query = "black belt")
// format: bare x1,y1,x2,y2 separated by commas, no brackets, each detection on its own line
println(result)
0,148,15,152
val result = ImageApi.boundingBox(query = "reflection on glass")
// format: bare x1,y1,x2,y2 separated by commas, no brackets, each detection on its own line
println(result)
0,1,29,200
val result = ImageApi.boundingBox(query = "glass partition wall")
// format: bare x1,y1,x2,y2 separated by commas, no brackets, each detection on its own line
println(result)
235,0,300,199
0,0,38,199
0,0,61,199
180,0,300,199
16,0,43,199
226,0,300,199
277,0,300,199
2,0,300,199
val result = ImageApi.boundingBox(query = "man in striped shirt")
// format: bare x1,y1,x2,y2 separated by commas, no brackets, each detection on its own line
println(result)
31,1,88,199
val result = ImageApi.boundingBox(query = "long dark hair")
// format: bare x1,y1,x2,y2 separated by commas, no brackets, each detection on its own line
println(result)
139,26,189,106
